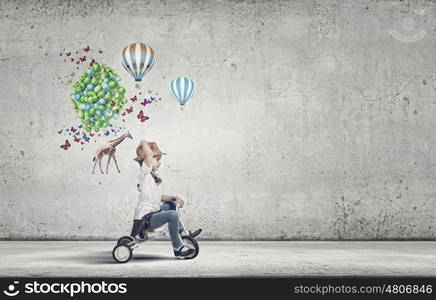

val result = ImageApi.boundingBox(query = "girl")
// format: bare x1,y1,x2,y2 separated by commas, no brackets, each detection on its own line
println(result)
130,140,195,258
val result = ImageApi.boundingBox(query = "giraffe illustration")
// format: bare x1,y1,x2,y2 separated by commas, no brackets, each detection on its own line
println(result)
92,131,133,174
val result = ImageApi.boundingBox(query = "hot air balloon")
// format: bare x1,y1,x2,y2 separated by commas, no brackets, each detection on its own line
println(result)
121,43,155,82
170,77,195,106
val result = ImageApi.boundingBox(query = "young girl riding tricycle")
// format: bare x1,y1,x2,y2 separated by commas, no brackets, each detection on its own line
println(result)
112,140,201,263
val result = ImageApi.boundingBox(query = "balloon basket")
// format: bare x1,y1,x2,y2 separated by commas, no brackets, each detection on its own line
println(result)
180,105,185,111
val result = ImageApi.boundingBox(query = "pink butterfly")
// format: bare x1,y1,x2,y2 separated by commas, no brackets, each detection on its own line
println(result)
137,110,149,122
60,140,71,150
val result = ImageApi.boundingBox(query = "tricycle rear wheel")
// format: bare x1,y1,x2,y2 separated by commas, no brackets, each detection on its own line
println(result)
117,236,134,246
112,244,132,263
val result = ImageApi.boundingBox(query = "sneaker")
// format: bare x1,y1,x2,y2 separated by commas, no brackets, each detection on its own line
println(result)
189,228,202,238
174,245,195,258
179,228,202,237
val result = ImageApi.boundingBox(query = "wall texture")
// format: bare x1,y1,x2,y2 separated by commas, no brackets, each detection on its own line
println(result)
1,0,436,240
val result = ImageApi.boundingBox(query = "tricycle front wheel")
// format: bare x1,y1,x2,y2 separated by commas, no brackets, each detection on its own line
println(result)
181,236,199,259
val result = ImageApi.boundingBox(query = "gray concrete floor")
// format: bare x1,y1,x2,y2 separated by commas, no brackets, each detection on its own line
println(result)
0,241,435,277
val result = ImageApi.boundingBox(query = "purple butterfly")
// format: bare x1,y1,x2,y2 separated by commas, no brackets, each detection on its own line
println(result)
140,98,152,106
104,130,110,136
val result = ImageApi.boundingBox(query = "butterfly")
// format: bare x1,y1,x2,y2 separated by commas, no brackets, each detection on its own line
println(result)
60,140,71,150
70,58,74,62
140,98,152,106
121,112,126,116
98,50,103,54
73,136,81,143
82,135,90,142
150,96,155,101
59,53,62,56
80,56,86,62
76,60,80,64
147,89,152,94
84,46,90,52
90,59,95,66
137,110,149,122
126,107,133,114
80,141,84,145
66,52,71,56
57,129,63,134
130,95,138,102
104,130,110,136
78,124,82,128
70,127,77,133
89,133,95,137
75,131,80,136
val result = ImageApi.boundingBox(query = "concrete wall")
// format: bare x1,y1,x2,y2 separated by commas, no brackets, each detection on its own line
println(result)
1,0,436,240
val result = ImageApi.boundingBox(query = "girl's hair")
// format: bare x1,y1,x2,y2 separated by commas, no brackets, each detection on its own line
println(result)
138,159,162,185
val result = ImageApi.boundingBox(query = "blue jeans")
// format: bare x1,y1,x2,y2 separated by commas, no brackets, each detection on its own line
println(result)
148,201,185,249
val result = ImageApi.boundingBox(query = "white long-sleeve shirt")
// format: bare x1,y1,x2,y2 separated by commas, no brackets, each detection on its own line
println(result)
133,164,162,220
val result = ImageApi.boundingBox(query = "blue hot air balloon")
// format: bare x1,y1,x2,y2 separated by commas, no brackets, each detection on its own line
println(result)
121,43,155,82
170,77,195,106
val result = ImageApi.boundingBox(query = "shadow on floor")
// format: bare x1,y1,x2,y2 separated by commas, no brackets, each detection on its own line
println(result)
49,251,174,265
132,254,174,261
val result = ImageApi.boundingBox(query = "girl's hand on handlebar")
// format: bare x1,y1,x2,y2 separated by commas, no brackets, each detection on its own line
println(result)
175,197,184,207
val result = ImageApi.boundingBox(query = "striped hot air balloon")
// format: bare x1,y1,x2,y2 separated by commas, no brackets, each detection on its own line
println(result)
121,43,155,82
170,77,195,106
